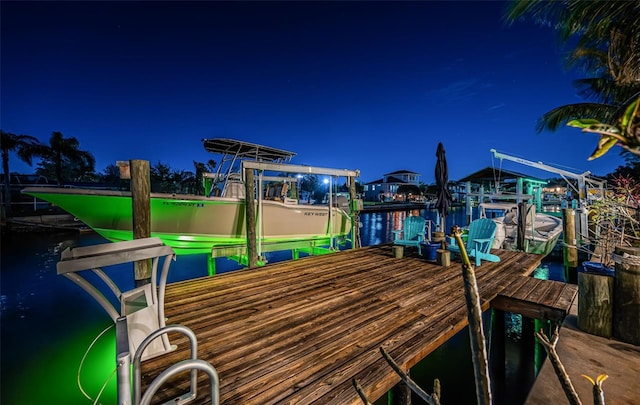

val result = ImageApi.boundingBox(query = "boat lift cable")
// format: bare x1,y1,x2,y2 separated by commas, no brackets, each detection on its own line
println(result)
77,323,115,405
491,155,503,193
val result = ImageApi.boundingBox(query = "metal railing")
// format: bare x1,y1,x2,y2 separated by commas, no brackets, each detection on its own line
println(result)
57,238,219,405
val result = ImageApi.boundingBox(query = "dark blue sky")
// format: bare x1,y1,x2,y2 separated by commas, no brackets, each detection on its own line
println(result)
1,1,624,183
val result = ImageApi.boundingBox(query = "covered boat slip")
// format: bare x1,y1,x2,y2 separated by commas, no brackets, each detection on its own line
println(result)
139,245,576,404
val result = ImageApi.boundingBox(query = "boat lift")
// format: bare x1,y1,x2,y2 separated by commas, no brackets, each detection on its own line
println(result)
490,149,607,245
490,149,606,204
57,237,219,405
206,160,361,273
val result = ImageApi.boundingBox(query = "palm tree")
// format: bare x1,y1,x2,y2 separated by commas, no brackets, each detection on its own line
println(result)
193,159,217,195
39,131,96,186
505,0,640,158
1,130,45,217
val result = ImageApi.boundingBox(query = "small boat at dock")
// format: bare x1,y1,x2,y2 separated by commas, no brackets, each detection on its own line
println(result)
480,202,563,256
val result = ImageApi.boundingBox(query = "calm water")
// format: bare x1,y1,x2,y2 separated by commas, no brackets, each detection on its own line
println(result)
0,207,565,405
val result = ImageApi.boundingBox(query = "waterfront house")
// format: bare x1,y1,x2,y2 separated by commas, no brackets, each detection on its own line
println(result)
363,169,421,202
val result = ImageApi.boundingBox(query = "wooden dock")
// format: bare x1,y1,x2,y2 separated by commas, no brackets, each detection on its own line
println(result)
139,244,575,404
525,300,640,405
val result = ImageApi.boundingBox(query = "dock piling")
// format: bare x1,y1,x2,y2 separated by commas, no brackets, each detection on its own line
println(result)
131,159,152,285
612,246,640,345
562,208,578,284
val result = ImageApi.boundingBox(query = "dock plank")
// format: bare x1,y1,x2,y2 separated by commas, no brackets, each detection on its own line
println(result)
525,300,640,405
492,277,578,322
139,245,547,404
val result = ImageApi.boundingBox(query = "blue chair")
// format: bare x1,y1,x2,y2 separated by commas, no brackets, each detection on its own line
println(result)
393,216,427,255
448,218,500,266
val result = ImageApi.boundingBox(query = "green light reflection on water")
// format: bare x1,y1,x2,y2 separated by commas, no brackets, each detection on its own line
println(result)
10,323,117,405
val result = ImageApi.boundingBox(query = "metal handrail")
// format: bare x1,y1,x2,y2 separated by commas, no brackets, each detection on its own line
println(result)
132,324,219,405
140,360,220,405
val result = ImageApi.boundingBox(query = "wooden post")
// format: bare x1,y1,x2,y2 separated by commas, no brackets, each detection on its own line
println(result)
348,176,360,249
130,159,151,286
578,269,614,337
244,167,258,268
389,372,411,405
613,246,640,345
562,208,578,283
521,317,536,388
436,249,450,266
489,309,505,404
452,228,492,405
516,202,527,251
393,245,404,259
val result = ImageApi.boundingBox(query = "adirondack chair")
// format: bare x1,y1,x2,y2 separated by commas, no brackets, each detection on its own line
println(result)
448,218,500,266
392,216,427,255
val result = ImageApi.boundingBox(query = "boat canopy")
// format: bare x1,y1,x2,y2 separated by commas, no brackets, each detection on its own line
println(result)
202,138,296,163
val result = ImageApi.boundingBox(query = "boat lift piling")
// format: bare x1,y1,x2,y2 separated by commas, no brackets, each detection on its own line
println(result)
348,175,361,248
241,161,360,268
121,159,153,286
244,166,259,268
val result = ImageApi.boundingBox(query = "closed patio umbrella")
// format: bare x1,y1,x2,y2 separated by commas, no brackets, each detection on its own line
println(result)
435,142,452,233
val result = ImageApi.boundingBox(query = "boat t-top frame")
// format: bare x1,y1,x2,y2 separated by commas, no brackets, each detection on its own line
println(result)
202,138,298,197
202,138,297,162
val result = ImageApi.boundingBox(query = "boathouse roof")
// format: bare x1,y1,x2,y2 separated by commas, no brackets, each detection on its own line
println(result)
384,169,418,175
456,166,547,184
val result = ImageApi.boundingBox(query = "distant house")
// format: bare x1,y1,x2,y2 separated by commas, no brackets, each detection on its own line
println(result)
363,170,421,202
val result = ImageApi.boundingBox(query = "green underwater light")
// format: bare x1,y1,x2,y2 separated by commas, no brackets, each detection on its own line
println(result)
9,324,117,405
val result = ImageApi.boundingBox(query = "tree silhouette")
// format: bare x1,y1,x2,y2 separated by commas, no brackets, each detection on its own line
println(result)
36,131,96,185
1,130,46,216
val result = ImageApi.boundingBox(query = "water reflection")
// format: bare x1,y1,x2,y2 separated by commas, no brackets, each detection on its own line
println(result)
359,206,470,246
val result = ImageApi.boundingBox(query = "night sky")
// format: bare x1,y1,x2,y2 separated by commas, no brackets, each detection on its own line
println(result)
1,1,624,183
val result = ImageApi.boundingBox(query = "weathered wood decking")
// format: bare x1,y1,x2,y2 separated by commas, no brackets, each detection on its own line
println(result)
493,277,578,322
525,300,640,405
139,244,568,404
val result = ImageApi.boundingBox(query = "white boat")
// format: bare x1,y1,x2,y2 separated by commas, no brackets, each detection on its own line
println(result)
479,202,563,256
23,139,360,257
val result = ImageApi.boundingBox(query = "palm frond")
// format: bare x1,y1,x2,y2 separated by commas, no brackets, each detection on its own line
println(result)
573,78,639,105
566,46,608,74
536,103,619,132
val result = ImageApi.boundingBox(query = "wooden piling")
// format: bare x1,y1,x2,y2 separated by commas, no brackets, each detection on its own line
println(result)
613,246,640,345
521,317,536,387
348,176,360,248
244,167,258,268
562,208,578,283
578,269,614,338
517,202,527,251
130,159,151,285
389,373,411,405
489,309,506,404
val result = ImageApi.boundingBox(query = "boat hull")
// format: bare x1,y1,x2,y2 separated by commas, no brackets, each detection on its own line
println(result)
23,188,352,255
492,213,563,256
